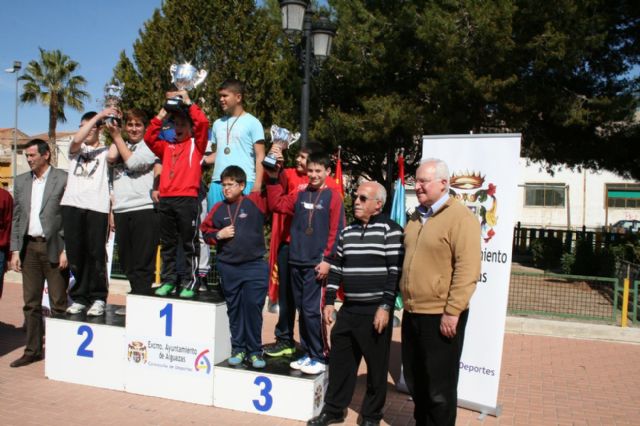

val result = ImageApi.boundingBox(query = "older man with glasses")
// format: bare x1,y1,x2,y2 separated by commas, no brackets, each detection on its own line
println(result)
307,181,404,426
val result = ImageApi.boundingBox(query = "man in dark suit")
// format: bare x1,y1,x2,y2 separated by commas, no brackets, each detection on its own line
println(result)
9,139,69,368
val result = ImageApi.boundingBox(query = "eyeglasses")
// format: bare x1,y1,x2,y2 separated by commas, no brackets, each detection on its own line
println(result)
355,194,377,203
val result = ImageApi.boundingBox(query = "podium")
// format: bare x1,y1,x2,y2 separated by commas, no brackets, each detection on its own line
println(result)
214,355,328,421
45,292,328,420
123,293,230,405
45,304,126,390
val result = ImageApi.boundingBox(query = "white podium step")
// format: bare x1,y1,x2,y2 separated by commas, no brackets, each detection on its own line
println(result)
214,355,328,421
123,293,230,405
45,305,126,390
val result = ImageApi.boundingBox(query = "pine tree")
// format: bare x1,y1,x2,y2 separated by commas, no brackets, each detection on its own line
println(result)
111,0,297,132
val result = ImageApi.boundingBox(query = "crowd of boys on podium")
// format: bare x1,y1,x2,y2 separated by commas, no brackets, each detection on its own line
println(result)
2,77,481,426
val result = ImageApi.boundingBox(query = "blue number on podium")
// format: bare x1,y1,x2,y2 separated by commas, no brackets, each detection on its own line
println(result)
252,375,273,412
160,303,173,336
76,325,94,358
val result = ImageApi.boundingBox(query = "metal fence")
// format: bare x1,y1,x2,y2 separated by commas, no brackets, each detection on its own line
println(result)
512,224,634,256
508,271,620,323
110,243,220,286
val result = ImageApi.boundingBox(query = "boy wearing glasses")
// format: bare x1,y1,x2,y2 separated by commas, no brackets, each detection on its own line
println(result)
145,90,209,299
265,151,345,375
62,109,114,316
200,166,270,369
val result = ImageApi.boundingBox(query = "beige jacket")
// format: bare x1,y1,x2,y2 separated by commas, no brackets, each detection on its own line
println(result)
400,197,481,316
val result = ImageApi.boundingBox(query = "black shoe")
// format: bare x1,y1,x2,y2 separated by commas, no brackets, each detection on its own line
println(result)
10,354,43,368
359,419,380,426
264,340,296,357
307,411,345,426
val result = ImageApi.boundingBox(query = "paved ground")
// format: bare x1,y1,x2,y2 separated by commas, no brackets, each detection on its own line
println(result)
1,277,640,425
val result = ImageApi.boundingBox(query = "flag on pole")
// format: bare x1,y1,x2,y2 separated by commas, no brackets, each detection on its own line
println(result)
389,150,406,311
390,152,406,227
334,146,345,197
334,146,345,301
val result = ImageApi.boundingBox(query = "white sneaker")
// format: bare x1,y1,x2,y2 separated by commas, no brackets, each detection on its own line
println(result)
289,355,311,370
115,307,126,316
300,359,326,375
66,303,86,314
86,300,106,316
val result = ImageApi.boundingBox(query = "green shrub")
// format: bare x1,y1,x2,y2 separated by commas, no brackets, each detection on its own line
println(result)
560,252,575,274
572,238,595,275
531,237,563,270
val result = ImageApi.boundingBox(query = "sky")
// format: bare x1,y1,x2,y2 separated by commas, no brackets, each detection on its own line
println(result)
0,0,163,135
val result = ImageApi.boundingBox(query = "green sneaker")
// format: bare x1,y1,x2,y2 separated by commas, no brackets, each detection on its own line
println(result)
228,352,245,366
179,288,196,299
155,283,175,296
249,354,266,369
263,340,296,357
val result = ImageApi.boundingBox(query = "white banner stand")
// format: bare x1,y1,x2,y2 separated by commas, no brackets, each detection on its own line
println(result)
420,134,521,416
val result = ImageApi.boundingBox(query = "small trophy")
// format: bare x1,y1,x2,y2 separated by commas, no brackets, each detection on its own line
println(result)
263,125,301,170
103,81,124,126
165,63,207,112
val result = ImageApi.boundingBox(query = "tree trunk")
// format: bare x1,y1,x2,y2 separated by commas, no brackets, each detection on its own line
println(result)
49,95,58,166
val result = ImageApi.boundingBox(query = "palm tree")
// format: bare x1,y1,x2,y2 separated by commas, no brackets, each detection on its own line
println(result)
20,48,90,165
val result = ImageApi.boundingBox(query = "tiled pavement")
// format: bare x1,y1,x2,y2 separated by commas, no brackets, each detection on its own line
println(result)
1,279,640,425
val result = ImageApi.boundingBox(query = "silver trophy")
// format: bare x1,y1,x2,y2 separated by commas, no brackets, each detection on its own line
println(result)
165,63,207,112
263,125,301,170
103,81,124,126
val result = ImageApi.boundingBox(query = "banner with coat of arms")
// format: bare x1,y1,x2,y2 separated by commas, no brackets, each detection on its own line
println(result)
422,133,521,416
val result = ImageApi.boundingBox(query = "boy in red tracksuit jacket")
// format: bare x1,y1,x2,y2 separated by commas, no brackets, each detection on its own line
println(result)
144,89,209,298
266,151,345,375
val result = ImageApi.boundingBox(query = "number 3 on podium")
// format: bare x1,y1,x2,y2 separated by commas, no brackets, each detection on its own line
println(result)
252,376,273,412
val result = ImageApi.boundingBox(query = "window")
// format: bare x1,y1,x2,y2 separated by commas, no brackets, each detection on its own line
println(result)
607,183,640,208
524,183,565,207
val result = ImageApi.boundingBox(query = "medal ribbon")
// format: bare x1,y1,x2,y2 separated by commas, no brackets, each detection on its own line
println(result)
306,186,326,233
226,196,244,227
225,113,243,152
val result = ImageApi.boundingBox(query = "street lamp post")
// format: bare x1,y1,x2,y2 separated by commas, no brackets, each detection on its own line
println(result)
279,0,336,146
5,61,22,185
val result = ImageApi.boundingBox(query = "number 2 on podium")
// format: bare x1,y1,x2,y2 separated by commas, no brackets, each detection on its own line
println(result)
76,325,94,358
160,303,173,336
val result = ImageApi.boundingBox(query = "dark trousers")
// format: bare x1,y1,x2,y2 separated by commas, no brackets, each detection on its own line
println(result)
290,265,327,362
274,243,295,344
323,308,393,422
217,259,268,355
401,309,469,426
62,206,109,305
22,240,69,356
158,197,200,290
114,209,158,295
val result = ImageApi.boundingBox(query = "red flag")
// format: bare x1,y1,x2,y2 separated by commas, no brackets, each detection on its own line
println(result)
267,212,285,304
334,152,344,197
334,148,345,301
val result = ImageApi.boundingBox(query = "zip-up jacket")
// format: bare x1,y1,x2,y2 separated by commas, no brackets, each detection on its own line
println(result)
144,104,209,197
267,180,344,266
200,191,268,264
326,213,404,314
